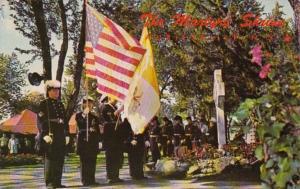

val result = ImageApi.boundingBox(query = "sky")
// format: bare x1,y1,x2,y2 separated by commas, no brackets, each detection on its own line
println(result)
0,0,295,95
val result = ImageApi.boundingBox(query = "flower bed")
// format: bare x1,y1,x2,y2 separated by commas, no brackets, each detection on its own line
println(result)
0,154,43,168
149,143,259,179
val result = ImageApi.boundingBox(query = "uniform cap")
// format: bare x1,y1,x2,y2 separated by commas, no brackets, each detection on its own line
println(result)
82,96,94,103
45,80,61,89
174,115,182,121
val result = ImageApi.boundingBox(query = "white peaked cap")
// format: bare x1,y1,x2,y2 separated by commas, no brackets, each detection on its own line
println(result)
45,80,61,88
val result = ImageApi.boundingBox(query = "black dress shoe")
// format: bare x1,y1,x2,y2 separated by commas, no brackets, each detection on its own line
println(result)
139,176,148,180
90,182,99,186
107,178,124,184
132,176,148,180
115,178,124,182
55,184,66,188
82,183,90,186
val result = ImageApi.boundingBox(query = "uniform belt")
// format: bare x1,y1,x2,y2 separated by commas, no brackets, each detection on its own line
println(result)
185,134,192,136
162,134,169,137
49,118,64,124
79,129,94,133
174,134,181,136
150,135,158,138
79,129,89,132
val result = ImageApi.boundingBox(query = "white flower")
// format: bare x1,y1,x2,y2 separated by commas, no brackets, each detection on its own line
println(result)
265,103,272,108
270,116,276,121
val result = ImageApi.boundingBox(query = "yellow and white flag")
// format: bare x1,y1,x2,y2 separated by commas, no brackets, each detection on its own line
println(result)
124,27,160,134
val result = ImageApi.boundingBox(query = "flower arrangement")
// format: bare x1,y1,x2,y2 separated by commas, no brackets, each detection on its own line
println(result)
0,154,42,168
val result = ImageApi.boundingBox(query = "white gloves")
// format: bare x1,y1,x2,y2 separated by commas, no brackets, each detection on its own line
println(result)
131,140,137,146
145,140,150,147
65,136,70,145
99,142,103,149
43,135,69,145
158,143,162,148
43,135,52,144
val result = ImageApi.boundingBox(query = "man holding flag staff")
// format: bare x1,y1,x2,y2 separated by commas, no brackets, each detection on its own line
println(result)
75,96,100,186
101,97,124,184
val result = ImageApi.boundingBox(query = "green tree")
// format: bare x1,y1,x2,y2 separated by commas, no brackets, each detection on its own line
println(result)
0,53,27,120
140,0,291,116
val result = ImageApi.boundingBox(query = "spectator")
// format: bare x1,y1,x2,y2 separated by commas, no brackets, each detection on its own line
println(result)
0,133,9,155
24,137,32,154
8,134,20,155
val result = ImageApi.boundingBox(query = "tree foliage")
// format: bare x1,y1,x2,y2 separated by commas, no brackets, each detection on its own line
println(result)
232,4,300,188
140,0,293,116
0,53,27,120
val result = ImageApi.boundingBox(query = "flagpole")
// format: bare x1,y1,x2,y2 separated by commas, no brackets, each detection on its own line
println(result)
83,0,89,142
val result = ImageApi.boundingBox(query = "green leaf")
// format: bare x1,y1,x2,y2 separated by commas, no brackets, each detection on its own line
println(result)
265,159,274,168
276,145,293,158
257,127,267,140
270,122,285,138
290,113,300,126
279,158,291,172
260,164,268,181
255,145,264,161
274,172,291,188
234,99,257,121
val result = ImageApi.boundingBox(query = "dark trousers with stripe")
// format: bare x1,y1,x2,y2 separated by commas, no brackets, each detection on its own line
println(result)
80,154,97,185
128,146,145,178
105,147,123,180
44,155,64,187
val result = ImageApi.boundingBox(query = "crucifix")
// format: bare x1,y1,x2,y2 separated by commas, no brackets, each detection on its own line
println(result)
213,69,226,149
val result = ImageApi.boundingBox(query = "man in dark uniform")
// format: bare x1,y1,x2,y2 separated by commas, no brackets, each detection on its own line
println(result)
161,117,174,157
207,120,218,148
147,116,161,164
172,115,185,153
184,117,199,150
75,96,100,186
38,80,69,189
101,97,124,184
122,118,147,180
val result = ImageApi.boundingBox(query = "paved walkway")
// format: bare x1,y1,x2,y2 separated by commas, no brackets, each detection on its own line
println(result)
0,155,262,189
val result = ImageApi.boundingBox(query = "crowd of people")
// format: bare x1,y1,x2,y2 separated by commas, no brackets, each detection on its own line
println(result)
0,133,34,155
32,80,220,188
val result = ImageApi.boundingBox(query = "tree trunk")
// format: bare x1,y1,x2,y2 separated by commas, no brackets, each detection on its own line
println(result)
30,0,52,80
56,0,68,82
65,1,86,121
289,0,300,50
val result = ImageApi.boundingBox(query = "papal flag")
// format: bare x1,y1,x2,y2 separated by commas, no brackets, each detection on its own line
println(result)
124,27,160,134
84,4,146,102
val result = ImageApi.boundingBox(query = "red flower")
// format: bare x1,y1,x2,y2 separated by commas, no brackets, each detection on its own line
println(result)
250,45,262,66
283,34,292,43
264,51,272,58
259,64,271,79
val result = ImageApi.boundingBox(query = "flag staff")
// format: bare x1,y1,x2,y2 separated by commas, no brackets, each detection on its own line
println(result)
84,0,89,142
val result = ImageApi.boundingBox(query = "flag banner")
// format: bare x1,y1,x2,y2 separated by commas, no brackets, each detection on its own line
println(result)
84,4,146,102
124,27,160,134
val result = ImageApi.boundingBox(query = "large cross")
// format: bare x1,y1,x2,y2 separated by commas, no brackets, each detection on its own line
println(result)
213,69,226,149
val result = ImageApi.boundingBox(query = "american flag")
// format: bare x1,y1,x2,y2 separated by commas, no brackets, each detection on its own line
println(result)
84,4,146,102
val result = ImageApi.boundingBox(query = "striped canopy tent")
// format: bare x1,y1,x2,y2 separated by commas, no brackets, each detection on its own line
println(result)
0,109,77,135
0,109,38,134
